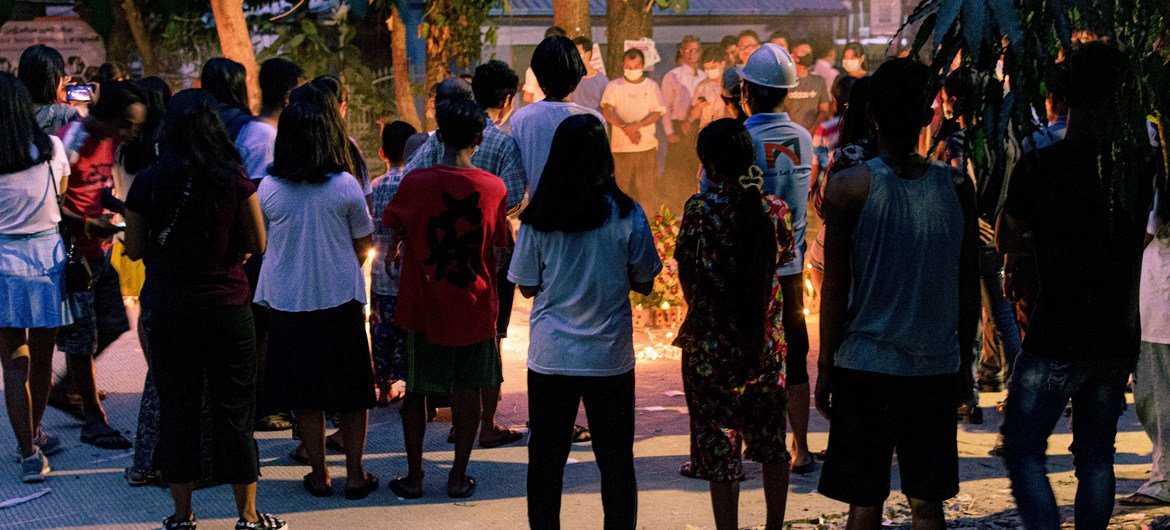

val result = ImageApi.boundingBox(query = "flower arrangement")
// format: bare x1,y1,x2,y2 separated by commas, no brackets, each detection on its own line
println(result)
631,206,685,329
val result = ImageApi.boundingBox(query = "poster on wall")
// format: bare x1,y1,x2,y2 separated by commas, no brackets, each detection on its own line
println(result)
0,20,105,77
869,0,903,36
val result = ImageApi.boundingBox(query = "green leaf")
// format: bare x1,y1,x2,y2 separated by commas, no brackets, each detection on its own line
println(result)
961,0,989,61
286,33,305,49
912,12,938,57
934,0,965,49
985,0,1023,45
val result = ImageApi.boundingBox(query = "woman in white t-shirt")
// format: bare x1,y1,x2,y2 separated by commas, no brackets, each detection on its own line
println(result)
1123,183,1170,507
0,72,73,483
509,114,662,527
254,94,379,500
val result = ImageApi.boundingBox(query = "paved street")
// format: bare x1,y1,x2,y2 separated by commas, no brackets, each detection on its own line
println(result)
0,297,1165,529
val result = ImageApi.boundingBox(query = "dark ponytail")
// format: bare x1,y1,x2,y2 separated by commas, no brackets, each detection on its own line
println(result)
696,119,779,356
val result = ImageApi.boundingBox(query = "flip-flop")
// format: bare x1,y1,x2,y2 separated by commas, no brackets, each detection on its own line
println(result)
479,427,523,449
344,472,380,500
447,476,476,499
1119,493,1170,506
388,476,424,499
791,459,818,476
303,473,332,497
571,424,591,443
79,422,132,450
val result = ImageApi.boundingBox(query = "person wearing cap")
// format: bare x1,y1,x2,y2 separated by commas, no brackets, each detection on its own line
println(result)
737,43,818,477
601,48,667,212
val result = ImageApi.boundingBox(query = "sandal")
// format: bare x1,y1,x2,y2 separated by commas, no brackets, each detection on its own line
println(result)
255,414,292,432
571,424,591,443
302,473,332,497
388,476,424,499
1119,493,1170,506
344,472,380,500
447,476,477,499
479,427,523,449
80,421,132,450
791,458,818,476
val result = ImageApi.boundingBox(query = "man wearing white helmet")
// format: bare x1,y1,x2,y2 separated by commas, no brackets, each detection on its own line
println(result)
738,43,817,477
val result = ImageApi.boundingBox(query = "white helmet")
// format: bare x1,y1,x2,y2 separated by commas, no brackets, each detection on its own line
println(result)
738,43,799,89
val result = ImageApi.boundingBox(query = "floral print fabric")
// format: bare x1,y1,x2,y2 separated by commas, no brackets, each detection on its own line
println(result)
673,182,796,481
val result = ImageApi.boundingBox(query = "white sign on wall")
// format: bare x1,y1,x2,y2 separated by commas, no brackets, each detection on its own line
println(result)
869,0,904,36
0,20,105,77
623,38,662,70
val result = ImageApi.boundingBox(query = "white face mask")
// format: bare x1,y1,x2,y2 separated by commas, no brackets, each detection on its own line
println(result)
623,68,644,81
842,58,862,72
704,68,722,81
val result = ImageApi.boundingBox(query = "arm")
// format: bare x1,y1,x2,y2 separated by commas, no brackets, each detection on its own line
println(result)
122,210,147,261
955,174,981,365
239,193,266,258
499,138,529,212
812,103,832,134
816,166,869,418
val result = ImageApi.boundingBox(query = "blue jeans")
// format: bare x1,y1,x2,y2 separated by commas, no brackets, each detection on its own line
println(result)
977,253,1023,385
1002,351,1133,530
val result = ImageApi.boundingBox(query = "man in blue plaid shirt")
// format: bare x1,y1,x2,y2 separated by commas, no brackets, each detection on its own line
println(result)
401,61,529,449
404,61,527,213
370,120,419,406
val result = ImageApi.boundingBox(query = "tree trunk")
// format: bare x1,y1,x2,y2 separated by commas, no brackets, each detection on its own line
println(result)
390,3,422,130
605,0,652,76
423,0,451,130
554,0,592,39
121,0,156,76
210,0,261,113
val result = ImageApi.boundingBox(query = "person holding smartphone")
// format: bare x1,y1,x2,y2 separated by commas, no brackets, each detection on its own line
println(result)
18,45,80,135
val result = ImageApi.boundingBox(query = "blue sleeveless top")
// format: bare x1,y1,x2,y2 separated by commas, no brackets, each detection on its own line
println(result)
834,157,964,376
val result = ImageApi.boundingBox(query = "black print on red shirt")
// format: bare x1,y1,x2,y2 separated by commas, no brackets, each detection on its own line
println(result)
425,191,484,289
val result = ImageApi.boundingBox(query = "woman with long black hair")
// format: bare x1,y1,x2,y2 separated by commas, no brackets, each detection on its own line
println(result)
201,58,253,142
674,118,796,529
0,72,72,483
123,89,284,530
510,113,661,527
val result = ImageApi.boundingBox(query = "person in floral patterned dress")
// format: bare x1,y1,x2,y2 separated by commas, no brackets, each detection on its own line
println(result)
673,118,796,530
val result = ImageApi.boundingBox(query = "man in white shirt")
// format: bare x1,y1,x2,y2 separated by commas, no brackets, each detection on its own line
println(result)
809,35,840,96
601,48,666,212
236,58,303,182
661,36,705,213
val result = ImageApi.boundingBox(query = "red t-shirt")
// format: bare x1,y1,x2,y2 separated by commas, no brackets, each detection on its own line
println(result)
382,165,509,347
58,121,116,259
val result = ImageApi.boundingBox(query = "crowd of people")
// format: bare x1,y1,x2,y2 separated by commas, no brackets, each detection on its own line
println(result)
0,21,1165,530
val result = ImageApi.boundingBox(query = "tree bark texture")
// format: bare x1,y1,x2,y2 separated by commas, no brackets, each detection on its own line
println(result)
554,0,592,39
605,0,652,76
210,0,261,113
390,2,422,130
121,0,156,76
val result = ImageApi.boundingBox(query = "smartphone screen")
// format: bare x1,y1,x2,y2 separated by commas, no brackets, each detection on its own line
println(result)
65,84,94,102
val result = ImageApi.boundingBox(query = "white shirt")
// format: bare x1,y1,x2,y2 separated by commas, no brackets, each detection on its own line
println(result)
601,77,666,153
254,172,374,312
523,67,545,102
1142,193,1170,343
0,136,69,234
510,100,605,194
811,59,839,95
508,200,663,376
660,64,705,134
236,120,277,181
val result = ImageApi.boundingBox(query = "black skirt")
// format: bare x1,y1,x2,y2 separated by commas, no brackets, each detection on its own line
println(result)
265,300,376,412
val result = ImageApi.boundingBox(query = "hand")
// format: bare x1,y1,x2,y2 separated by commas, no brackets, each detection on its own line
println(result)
814,369,832,419
620,124,639,142
84,217,121,238
681,121,694,136
668,133,681,144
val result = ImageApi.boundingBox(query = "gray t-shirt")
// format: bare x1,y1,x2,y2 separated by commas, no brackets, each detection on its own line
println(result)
571,73,609,112
783,74,829,132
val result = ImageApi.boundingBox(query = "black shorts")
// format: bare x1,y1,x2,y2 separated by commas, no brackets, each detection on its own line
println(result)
818,367,959,507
